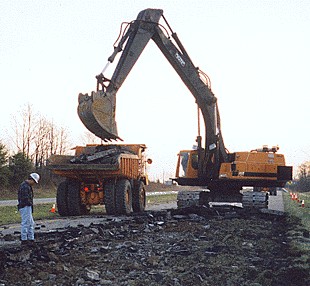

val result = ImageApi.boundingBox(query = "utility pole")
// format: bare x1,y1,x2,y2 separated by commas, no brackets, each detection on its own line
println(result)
162,170,165,184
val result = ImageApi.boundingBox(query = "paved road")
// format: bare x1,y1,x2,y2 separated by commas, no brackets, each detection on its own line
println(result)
0,197,56,207
0,191,179,207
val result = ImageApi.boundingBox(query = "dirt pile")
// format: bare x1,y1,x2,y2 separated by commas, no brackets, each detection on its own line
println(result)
0,207,309,286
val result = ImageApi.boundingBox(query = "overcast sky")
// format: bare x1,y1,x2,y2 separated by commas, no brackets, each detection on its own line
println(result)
1,0,309,180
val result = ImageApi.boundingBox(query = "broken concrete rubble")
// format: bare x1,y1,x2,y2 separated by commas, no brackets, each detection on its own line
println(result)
0,208,309,285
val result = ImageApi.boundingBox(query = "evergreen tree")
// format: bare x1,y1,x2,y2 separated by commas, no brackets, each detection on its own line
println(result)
9,152,34,188
0,142,11,189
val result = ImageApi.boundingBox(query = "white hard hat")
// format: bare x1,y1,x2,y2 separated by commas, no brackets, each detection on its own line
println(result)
30,173,40,184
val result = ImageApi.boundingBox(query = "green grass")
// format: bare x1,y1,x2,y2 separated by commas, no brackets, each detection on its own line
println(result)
0,193,178,225
283,191,310,230
146,193,177,205
0,186,57,200
283,191,310,251
0,204,57,225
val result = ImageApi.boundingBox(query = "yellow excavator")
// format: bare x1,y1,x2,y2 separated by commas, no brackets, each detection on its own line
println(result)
77,9,292,208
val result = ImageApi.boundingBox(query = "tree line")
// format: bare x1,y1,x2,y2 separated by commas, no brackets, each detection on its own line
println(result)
0,105,309,192
290,161,310,192
0,104,72,190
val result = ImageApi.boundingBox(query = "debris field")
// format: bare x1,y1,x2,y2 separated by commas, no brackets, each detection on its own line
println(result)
0,206,309,286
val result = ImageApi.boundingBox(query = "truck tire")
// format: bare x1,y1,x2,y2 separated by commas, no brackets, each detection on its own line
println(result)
67,181,85,216
56,181,69,216
132,181,146,212
269,188,277,196
115,179,132,215
104,180,116,215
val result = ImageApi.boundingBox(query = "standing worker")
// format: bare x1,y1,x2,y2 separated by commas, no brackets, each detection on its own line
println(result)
17,172,40,245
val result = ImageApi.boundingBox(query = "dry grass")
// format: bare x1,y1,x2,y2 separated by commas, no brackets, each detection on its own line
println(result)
0,185,57,200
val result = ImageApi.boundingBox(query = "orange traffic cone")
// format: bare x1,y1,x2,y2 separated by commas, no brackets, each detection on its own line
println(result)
301,200,305,208
50,204,56,213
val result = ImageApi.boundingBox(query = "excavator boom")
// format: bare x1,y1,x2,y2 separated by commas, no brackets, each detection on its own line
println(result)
78,9,163,142
77,8,292,208
78,8,227,179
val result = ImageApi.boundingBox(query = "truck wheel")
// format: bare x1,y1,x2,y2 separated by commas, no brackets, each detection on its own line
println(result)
115,179,132,215
132,181,146,212
104,180,116,215
67,181,83,216
56,181,69,216
269,188,277,196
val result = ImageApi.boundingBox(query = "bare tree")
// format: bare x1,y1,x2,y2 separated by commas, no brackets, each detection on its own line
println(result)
33,116,71,167
33,115,50,168
9,104,72,168
80,131,102,145
57,127,70,155
296,161,310,192
298,161,310,179
47,122,70,156
11,104,36,158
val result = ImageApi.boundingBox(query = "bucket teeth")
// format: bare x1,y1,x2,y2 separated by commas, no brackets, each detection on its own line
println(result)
77,91,121,141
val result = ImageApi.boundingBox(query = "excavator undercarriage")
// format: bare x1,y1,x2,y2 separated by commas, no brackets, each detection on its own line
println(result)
177,189,269,210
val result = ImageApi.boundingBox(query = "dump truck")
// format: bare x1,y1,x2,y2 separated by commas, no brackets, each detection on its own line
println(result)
48,144,151,216
77,9,292,209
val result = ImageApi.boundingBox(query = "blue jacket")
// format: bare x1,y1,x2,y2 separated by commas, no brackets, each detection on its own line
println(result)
17,181,33,210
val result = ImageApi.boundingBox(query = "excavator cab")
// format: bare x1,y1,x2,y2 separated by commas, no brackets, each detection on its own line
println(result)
175,150,199,179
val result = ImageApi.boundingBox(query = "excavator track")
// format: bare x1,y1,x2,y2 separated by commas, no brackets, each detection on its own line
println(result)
242,191,269,209
177,190,203,208
177,190,268,210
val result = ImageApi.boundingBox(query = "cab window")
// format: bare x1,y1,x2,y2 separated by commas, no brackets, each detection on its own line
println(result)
179,152,189,177
191,153,198,170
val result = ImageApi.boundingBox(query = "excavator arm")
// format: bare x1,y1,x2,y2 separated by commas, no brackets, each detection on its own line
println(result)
78,9,228,181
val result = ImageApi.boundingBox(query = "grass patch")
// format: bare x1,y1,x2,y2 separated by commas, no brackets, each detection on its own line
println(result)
0,186,57,200
146,193,177,205
0,204,57,225
283,191,310,251
283,191,310,230
0,193,178,225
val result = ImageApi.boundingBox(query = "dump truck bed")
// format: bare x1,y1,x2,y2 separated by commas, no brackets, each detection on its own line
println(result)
48,153,141,182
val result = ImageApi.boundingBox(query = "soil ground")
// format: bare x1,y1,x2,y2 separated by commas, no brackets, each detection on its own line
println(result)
0,204,309,286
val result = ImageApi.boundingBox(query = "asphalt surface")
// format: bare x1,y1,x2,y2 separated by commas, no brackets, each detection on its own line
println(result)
0,190,284,238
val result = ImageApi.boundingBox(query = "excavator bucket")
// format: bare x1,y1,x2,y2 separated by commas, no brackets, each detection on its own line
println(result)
77,91,121,141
